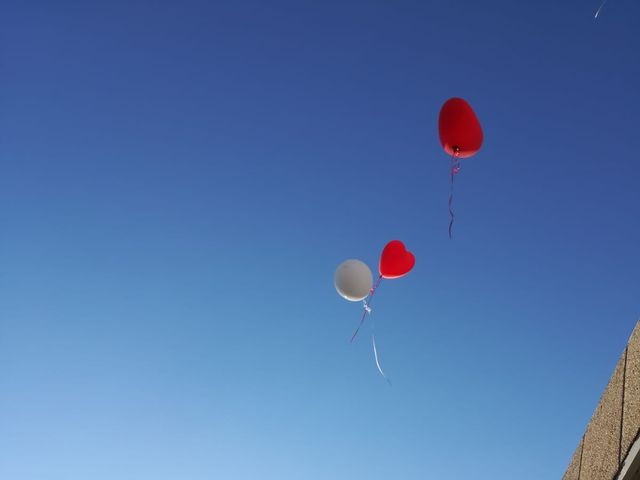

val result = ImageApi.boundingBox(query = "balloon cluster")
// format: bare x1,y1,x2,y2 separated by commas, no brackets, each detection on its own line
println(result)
335,240,415,382
335,97,483,381
335,240,415,303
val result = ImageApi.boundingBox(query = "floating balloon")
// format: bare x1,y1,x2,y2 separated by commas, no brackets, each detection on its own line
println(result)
438,97,483,158
335,259,373,302
380,240,415,279
438,97,484,238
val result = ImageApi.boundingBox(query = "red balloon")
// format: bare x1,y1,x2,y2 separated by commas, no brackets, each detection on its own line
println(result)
438,97,483,158
379,240,415,279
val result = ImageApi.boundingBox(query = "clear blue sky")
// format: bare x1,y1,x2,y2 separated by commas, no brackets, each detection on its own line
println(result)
1,1,639,478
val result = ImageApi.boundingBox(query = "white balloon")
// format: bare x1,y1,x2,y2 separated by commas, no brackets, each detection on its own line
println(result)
334,259,373,302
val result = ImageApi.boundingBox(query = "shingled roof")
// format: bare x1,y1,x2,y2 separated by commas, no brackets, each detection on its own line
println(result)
564,321,640,480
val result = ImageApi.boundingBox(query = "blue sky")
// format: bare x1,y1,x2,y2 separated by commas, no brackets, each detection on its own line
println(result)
1,1,639,478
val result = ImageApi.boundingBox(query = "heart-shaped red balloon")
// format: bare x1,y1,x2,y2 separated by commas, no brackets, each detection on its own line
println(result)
379,240,415,279
438,97,483,159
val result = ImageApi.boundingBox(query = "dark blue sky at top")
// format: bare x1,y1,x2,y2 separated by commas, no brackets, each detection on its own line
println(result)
1,1,639,478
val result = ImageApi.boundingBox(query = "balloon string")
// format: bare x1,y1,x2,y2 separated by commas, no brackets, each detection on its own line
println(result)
448,149,461,239
372,332,391,385
350,275,383,343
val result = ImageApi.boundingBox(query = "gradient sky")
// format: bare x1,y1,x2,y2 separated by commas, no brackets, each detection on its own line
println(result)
1,1,639,479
